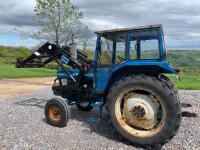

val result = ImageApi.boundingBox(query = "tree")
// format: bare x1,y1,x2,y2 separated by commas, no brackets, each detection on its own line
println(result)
82,26,89,51
16,47,31,58
34,0,83,45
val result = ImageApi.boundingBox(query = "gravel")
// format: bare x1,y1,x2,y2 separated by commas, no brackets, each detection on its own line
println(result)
0,88,199,150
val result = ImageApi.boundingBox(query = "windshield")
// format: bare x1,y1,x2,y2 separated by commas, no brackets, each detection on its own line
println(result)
98,33,126,65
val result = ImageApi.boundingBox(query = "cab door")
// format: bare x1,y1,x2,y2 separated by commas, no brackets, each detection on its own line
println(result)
94,33,127,94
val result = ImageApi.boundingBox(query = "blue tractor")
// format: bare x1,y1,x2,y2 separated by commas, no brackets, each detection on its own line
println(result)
16,24,181,147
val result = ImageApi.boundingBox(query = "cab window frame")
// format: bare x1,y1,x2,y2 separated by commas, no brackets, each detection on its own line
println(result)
129,29,162,60
98,32,127,66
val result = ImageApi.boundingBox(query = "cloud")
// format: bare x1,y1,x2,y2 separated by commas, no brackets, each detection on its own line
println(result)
1,0,200,49
71,0,200,49
0,0,35,26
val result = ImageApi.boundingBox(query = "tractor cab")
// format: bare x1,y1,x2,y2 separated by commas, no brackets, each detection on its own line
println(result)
95,24,166,64
94,24,176,93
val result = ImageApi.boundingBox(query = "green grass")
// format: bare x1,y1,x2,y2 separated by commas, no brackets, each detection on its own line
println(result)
168,73,200,90
0,64,199,90
0,64,56,79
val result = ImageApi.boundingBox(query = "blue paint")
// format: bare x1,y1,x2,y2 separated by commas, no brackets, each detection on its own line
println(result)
57,69,93,79
125,32,131,60
61,55,70,64
111,60,177,74
94,60,177,93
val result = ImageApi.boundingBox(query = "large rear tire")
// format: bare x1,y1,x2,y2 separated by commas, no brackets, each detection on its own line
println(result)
106,75,181,147
158,74,178,93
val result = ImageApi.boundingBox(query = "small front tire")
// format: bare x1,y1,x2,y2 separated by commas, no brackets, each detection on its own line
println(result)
44,98,69,127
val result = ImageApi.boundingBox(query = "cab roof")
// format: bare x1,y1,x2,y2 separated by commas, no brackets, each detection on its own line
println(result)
95,24,164,35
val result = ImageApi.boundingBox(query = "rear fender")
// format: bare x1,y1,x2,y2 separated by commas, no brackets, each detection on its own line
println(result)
105,61,177,94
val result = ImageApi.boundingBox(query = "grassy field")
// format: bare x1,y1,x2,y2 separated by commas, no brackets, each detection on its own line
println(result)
0,44,200,90
0,64,56,78
168,73,200,90
0,64,199,90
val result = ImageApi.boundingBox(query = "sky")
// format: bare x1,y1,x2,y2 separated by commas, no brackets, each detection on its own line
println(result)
0,0,200,49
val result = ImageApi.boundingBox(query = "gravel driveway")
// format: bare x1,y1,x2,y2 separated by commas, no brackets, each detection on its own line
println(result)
0,88,199,150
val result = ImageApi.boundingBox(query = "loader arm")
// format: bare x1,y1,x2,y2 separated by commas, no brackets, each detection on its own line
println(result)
16,42,93,82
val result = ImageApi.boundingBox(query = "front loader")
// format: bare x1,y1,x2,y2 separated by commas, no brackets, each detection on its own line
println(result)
16,24,181,148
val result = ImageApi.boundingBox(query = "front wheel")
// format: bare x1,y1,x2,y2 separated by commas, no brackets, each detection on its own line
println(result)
107,75,181,147
44,98,69,127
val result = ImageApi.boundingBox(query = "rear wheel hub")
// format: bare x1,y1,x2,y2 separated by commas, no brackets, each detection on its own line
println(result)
131,105,145,118
123,93,158,130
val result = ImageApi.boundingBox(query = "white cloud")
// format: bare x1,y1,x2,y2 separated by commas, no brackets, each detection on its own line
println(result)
1,0,200,48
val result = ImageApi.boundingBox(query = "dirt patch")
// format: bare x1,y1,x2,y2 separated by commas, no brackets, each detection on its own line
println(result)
0,77,54,101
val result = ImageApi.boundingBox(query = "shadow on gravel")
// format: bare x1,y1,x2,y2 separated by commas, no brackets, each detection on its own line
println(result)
14,98,162,149
70,108,118,138
68,107,161,150
182,111,198,118
14,98,178,150
14,98,48,108
181,103,198,118
41,107,127,143
181,103,192,108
